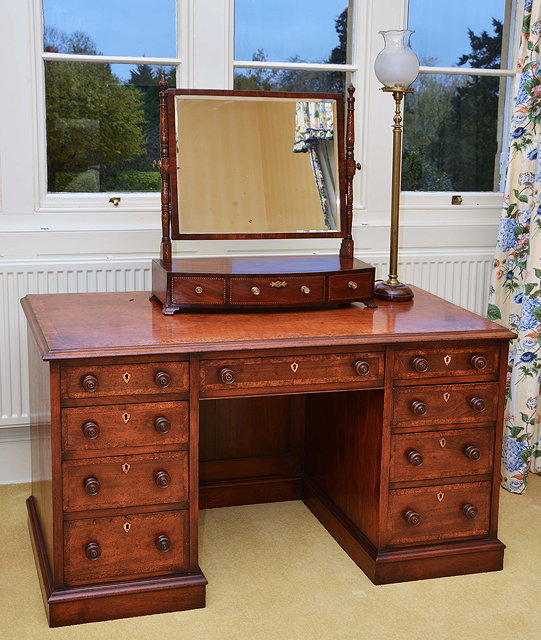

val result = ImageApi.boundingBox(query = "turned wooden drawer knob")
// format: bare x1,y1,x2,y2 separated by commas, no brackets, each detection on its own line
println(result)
463,503,478,519
81,374,98,393
469,396,486,412
464,445,481,460
82,421,99,440
154,470,171,488
410,400,427,416
155,534,171,552
154,416,171,434
83,477,101,495
404,509,422,527
470,354,487,370
353,360,370,376
85,541,101,560
411,357,429,373
407,449,424,466
219,367,236,384
154,370,171,389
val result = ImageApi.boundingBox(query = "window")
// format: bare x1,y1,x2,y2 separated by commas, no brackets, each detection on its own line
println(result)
403,0,516,192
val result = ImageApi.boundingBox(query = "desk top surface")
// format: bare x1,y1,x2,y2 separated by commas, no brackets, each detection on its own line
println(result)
21,287,515,360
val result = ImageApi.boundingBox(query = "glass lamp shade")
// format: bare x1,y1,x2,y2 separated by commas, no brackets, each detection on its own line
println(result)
374,30,419,89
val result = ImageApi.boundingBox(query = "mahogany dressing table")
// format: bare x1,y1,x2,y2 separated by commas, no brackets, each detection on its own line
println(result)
22,288,513,626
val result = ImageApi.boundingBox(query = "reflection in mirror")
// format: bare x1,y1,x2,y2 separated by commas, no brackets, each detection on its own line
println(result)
175,96,340,234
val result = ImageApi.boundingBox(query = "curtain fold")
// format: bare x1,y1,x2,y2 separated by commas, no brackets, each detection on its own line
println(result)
488,0,541,493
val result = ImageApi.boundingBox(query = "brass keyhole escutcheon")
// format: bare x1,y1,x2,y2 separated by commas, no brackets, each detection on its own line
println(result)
291,362,299,373
439,437,447,448
122,463,130,474
443,392,450,402
123,522,131,533
437,491,445,502
122,372,131,384
443,355,452,366
122,412,130,423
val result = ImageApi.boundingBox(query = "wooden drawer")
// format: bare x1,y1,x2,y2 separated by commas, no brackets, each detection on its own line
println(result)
387,481,491,546
328,272,373,301
62,401,189,454
62,451,188,512
64,509,189,585
61,361,189,399
394,343,500,382
392,383,499,428
229,276,325,306
171,276,226,305
200,351,384,397
390,427,494,483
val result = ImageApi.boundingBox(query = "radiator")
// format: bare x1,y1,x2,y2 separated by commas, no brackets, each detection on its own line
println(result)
0,250,494,482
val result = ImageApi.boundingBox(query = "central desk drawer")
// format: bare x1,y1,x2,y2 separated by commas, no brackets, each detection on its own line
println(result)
200,352,384,397
229,276,325,305
64,509,189,585
62,451,188,512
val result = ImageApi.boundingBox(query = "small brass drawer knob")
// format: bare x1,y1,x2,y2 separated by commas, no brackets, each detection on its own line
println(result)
155,534,171,552
154,370,171,389
404,509,421,527
85,541,101,560
220,367,236,384
353,360,370,376
300,285,311,295
154,416,171,434
407,449,424,466
251,286,261,296
463,503,478,519
470,354,487,370
411,357,429,373
194,285,204,295
469,396,486,412
154,470,171,488
82,421,99,440
83,476,100,495
464,445,481,460
347,280,358,290
410,400,427,416
81,374,98,393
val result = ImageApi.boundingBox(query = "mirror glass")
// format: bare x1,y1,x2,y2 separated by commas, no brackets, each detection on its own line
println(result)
174,95,341,234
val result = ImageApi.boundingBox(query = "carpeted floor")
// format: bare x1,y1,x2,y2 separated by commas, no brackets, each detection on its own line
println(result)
1,476,540,640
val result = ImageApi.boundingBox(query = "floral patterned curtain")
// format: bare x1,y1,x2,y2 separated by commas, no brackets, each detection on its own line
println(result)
488,0,541,493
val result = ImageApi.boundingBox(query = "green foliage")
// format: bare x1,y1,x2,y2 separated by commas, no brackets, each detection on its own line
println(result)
101,171,161,192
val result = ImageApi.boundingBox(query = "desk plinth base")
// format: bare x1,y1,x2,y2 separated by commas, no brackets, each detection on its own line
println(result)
302,481,505,584
27,497,207,628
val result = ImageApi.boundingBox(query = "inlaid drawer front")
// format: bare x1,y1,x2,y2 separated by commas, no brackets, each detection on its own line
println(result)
392,383,499,428
229,276,325,305
62,451,188,512
171,276,226,305
64,509,189,585
61,361,188,399
387,481,491,546
200,351,384,396
328,272,373,301
62,401,189,453
394,344,499,382
390,427,494,483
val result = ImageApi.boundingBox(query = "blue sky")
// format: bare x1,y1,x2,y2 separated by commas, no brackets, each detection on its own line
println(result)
43,0,506,71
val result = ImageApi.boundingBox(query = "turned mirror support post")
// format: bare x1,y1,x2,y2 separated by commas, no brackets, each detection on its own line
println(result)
340,84,357,262
159,77,172,268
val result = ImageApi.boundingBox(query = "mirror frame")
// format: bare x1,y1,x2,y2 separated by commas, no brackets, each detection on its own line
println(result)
163,88,348,241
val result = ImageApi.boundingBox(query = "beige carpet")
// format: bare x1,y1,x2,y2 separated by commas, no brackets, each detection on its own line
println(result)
1,476,540,640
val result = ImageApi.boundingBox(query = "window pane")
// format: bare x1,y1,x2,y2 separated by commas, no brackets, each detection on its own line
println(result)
42,0,176,58
234,69,346,94
45,61,175,192
407,0,505,68
235,0,349,64
402,74,503,191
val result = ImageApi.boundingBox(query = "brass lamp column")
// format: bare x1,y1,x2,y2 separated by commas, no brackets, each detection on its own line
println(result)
373,29,419,302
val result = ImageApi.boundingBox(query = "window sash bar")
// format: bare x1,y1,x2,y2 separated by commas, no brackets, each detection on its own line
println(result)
419,65,515,77
234,60,357,72
42,52,182,66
